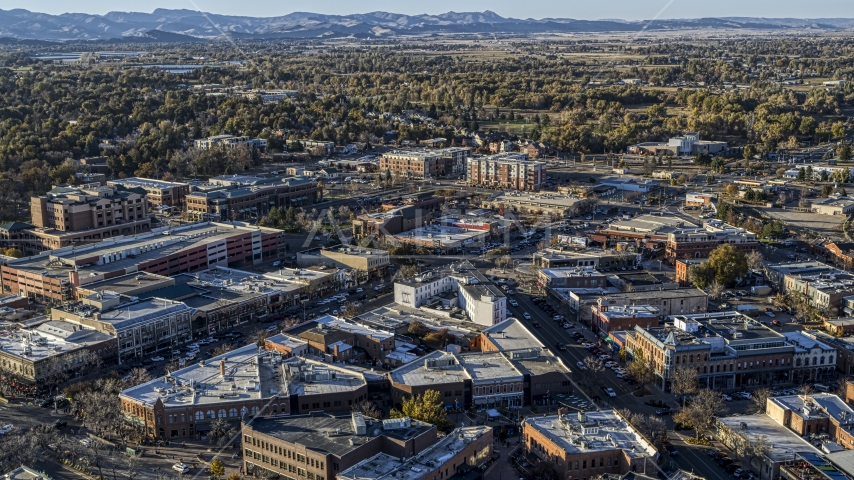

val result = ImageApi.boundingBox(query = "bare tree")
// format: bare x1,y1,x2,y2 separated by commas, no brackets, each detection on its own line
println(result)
211,343,235,357
341,302,362,319
247,329,271,347
627,349,656,395
673,389,726,440
749,388,773,414
208,418,239,446
125,368,152,388
671,366,699,408
746,250,765,272
708,280,726,301
744,435,771,474
352,400,384,420
578,356,606,394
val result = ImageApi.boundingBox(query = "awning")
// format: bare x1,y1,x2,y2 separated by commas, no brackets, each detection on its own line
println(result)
251,206,257,210
474,398,488,405
239,209,246,213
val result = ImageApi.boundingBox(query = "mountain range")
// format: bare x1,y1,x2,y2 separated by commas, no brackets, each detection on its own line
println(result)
1,8,854,42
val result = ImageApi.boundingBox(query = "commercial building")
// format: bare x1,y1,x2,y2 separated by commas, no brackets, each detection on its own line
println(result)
296,140,335,155
351,196,444,239
482,191,579,216
339,425,492,480
766,393,854,448
522,410,658,480
625,311,796,391
785,165,854,181
766,261,854,316
674,258,707,286
283,315,395,365
599,178,655,193
813,196,854,216
782,331,837,383
193,135,267,150
185,176,319,221
595,215,694,244
393,225,489,251
685,192,717,207
466,153,547,191
591,300,659,334
552,288,708,323
627,132,727,156
107,177,190,209
51,295,193,364
23,184,152,254
0,320,115,384
538,267,608,289
534,249,641,270
665,220,759,261
0,222,289,302
241,412,492,480
717,413,823,480
119,342,372,440
393,262,507,327
293,247,390,283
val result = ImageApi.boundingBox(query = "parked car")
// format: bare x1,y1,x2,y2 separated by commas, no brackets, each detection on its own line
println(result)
52,420,67,429
556,343,566,351
656,407,673,415
576,361,586,370
604,387,616,398
523,312,531,320
172,464,190,474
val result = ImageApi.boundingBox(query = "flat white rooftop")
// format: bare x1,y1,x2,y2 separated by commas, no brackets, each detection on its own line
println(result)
525,410,657,458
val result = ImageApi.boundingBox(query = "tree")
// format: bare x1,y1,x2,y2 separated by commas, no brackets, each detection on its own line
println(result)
744,435,772,473
407,321,429,338
839,141,853,161
673,388,726,440
247,329,271,347
423,328,453,349
211,343,235,357
627,348,656,395
341,302,362,319
708,279,726,301
761,220,786,240
209,459,226,478
726,184,739,196
745,250,765,272
707,244,748,286
208,418,238,446
577,356,606,394
396,264,419,280
390,390,452,430
688,262,715,289
749,388,773,414
496,255,514,273
671,366,698,408
352,400,384,419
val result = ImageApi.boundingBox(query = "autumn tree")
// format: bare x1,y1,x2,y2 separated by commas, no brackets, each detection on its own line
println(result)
210,459,226,479
577,356,606,394
390,390,452,430
707,244,748,286
673,389,726,440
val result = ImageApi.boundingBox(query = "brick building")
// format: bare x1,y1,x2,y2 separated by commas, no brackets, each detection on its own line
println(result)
538,267,608,289
665,221,758,261
766,393,854,449
107,177,190,209
466,153,546,191
591,299,660,334
523,410,658,480
185,176,319,221
675,258,707,286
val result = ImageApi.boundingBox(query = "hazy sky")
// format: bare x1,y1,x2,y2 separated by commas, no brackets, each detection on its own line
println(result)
6,0,854,20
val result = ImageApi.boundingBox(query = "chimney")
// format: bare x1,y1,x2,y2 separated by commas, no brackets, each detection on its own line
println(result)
220,358,227,376
334,344,340,358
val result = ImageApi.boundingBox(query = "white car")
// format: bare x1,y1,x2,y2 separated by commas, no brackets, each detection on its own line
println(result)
80,438,92,446
523,312,531,320
508,299,519,307
721,394,733,401
0,425,13,435
172,464,190,474
765,311,776,318
151,356,165,362
185,352,197,359
576,361,586,370
356,288,363,293
332,310,339,316
604,387,616,398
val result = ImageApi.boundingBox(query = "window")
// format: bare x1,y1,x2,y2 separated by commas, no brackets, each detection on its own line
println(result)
196,411,204,420
230,408,238,418
218,409,227,418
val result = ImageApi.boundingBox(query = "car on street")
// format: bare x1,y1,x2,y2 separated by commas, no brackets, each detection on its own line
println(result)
0,425,13,435
508,299,518,307
765,311,776,318
576,361,586,370
664,442,678,456
655,407,673,415
52,420,67,429
173,464,190,474
151,356,165,362
523,312,531,320
604,387,616,398
532,322,541,328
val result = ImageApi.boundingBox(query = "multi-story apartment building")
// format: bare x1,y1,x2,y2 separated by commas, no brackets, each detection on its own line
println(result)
22,184,152,254
523,410,658,480
379,150,442,178
466,153,547,191
625,312,796,391
193,135,267,150
393,262,506,327
0,222,288,303
665,220,759,261
119,342,371,440
185,176,319,221
51,294,193,364
438,147,471,176
107,177,190,209
241,412,492,480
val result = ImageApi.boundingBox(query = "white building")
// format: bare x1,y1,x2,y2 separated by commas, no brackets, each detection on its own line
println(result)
812,196,854,216
193,135,267,150
393,262,507,326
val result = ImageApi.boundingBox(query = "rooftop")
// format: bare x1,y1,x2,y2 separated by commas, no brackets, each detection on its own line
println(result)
457,352,523,382
597,305,660,320
340,426,492,480
718,413,823,462
108,177,188,189
249,413,433,457
604,215,694,235
394,225,487,246
390,351,470,387
77,272,174,295
524,410,657,458
540,267,604,280
80,298,191,331
485,191,580,208
281,357,367,397
481,318,544,352
0,321,113,361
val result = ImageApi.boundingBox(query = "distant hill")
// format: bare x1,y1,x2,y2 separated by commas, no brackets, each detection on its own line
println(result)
0,8,853,42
